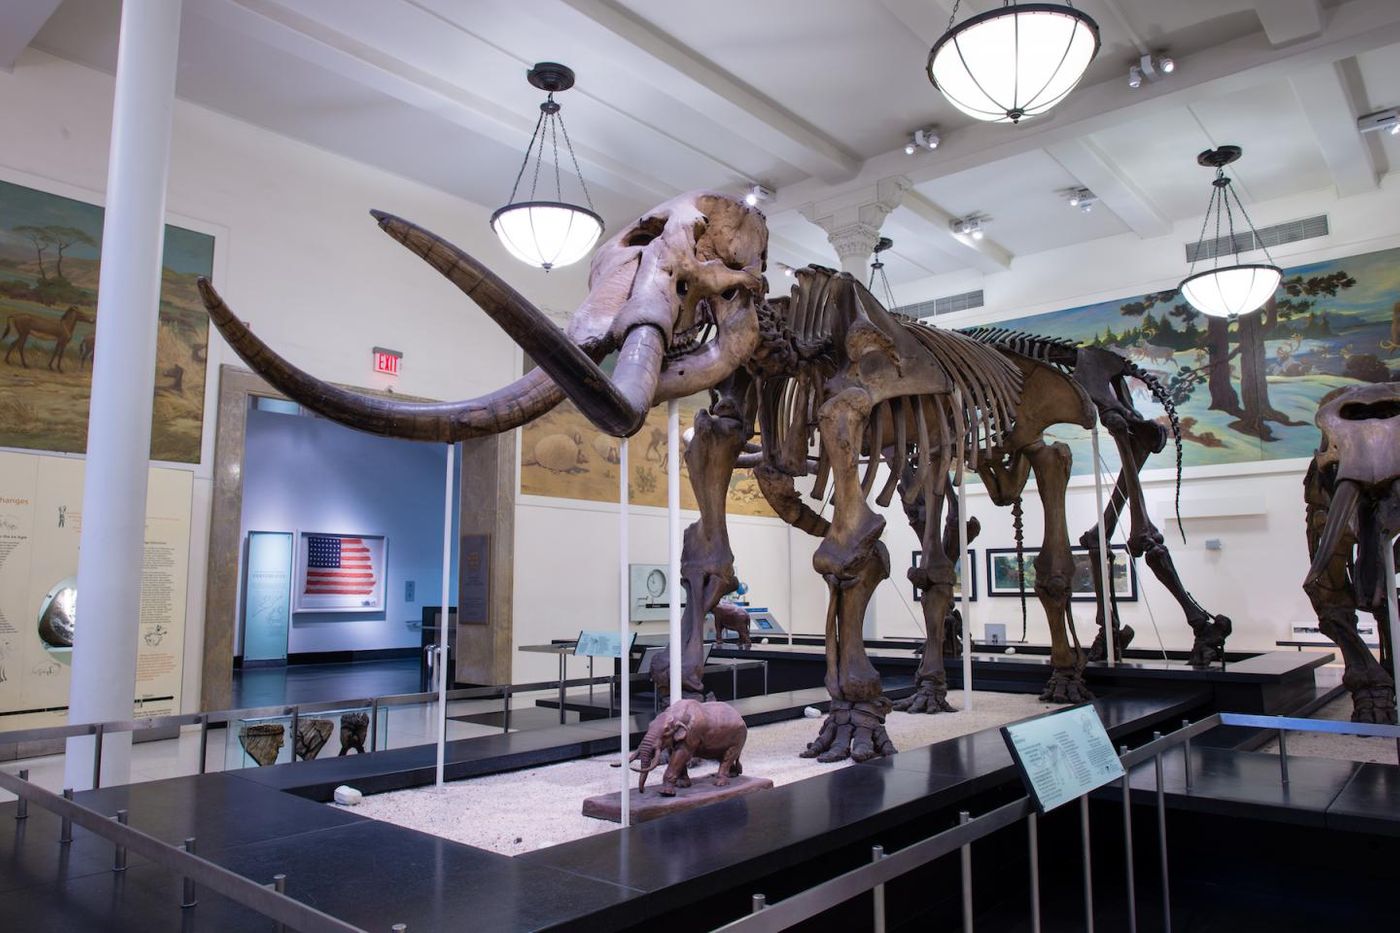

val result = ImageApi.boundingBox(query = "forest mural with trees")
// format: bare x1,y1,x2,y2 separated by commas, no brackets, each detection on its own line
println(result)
990,244,1400,473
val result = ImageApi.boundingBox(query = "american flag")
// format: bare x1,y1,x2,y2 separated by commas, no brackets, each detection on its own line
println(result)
304,535,377,598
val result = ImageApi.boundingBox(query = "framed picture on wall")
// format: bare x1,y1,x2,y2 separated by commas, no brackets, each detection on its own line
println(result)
910,550,976,602
986,548,1038,597
293,533,387,613
1069,545,1137,602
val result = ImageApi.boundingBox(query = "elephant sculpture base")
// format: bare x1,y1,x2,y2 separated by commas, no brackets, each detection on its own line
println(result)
582,774,774,824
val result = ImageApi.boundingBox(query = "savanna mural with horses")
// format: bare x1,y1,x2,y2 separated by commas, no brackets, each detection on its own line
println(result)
0,178,213,463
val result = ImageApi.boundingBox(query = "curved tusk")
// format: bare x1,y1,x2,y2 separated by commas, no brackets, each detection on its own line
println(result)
1305,479,1360,586
372,211,663,437
199,278,566,441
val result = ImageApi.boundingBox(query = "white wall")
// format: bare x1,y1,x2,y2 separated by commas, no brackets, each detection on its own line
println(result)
0,50,581,706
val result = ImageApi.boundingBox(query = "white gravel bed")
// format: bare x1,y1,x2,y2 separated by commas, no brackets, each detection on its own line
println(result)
1255,693,1398,765
343,690,1060,855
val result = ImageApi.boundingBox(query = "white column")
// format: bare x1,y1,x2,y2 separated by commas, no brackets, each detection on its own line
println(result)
435,443,455,788
799,176,911,280
618,438,631,826
667,401,682,706
65,0,183,791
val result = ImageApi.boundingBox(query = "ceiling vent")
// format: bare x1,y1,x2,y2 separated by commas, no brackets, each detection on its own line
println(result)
897,289,985,319
1184,214,1328,264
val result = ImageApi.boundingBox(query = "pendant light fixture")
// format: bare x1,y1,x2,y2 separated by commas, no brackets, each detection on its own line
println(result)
927,2,1101,124
868,237,899,310
491,62,603,271
1178,146,1282,319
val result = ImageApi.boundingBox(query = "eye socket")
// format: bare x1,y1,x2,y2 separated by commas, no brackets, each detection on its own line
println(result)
721,287,739,301
676,279,688,297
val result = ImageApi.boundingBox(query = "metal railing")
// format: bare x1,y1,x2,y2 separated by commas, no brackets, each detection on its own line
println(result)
0,673,621,788
718,712,1400,933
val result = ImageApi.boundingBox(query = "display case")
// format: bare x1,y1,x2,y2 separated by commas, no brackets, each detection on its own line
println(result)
224,704,388,769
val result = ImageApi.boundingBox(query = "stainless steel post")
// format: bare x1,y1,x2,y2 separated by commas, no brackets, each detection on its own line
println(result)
289,707,300,760
1278,729,1289,785
1080,795,1095,933
14,769,27,820
504,688,512,734
113,810,128,871
960,810,974,933
872,845,887,933
92,724,104,790
60,789,74,843
1181,720,1192,790
751,894,766,913
1028,813,1041,933
1154,746,1171,932
370,698,381,752
589,657,595,702
273,873,287,933
181,837,197,907
558,653,567,725
1119,745,1137,933
198,716,210,775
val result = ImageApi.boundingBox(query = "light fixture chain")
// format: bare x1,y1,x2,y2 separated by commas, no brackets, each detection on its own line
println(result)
1220,177,1240,263
557,113,597,213
550,111,563,202
1227,184,1278,268
1211,176,1223,271
1186,183,1217,274
507,108,548,205
945,0,962,33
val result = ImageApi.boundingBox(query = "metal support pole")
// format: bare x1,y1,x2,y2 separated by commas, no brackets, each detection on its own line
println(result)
60,789,74,843
1080,795,1095,933
1278,729,1289,786
1090,425,1115,668
557,653,567,725
1383,534,1400,763
667,400,682,708
871,845,887,933
273,873,288,933
619,435,631,828
1120,746,1137,933
198,716,210,775
14,770,27,820
959,810,974,932
435,443,454,787
289,707,300,760
957,472,974,708
92,724,104,790
1027,813,1041,933
503,688,512,734
181,838,198,907
751,894,766,913
113,810,129,872
370,698,380,752
1181,720,1192,790
1154,743,1171,933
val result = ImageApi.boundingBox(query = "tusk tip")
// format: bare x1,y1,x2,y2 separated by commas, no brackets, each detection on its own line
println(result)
196,277,220,307
369,209,390,223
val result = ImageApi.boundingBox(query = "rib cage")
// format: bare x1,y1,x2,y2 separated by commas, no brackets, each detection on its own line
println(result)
754,269,1023,540
957,325,1080,371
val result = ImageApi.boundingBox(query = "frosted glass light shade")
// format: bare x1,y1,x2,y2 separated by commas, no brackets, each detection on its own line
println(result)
490,201,603,271
928,4,1100,124
1179,264,1282,319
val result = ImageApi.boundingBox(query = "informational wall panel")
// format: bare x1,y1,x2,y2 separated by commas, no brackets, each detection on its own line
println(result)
0,451,192,730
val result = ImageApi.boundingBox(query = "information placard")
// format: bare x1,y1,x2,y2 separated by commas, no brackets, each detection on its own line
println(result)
574,630,635,658
1001,704,1125,813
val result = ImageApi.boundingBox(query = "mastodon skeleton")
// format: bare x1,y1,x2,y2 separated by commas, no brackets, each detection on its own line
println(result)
199,193,1097,761
959,326,1233,666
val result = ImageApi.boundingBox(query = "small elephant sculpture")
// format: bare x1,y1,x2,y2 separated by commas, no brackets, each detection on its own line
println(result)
631,699,746,797
712,602,752,648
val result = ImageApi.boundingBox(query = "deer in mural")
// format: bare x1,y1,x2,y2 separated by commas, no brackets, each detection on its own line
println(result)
2,305,92,371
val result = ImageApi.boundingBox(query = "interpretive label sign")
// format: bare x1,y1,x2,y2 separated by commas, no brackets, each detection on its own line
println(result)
575,630,635,658
1001,704,1124,813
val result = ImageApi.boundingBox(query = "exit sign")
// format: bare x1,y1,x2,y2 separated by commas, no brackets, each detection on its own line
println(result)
372,347,402,377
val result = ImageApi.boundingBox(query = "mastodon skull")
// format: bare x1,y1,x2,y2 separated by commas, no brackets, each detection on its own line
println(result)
1305,383,1400,604
197,191,767,441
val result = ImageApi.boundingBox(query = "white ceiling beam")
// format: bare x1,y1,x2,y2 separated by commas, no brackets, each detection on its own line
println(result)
1045,138,1172,238
766,0,1400,217
0,0,62,72
874,0,954,48
1257,0,1326,46
899,190,1012,273
1289,59,1379,198
551,0,861,183
222,0,678,203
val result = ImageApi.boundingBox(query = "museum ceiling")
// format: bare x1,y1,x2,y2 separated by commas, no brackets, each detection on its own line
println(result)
5,0,1399,290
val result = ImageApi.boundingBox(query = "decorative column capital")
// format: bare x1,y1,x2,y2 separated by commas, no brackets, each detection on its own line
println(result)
799,175,912,275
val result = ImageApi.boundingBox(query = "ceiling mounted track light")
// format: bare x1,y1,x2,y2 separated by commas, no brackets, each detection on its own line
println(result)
927,1,1101,124
904,126,941,155
491,62,603,271
744,184,774,207
1064,186,1097,212
1128,51,1175,89
1179,146,1281,319
951,214,988,240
